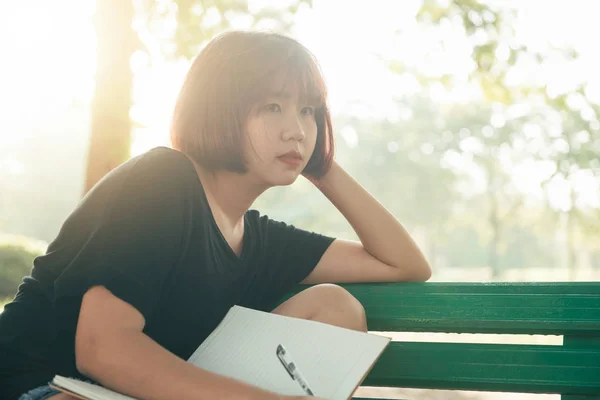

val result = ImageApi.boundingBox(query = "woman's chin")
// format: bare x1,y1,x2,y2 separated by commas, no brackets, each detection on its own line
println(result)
268,171,300,187
276,175,299,187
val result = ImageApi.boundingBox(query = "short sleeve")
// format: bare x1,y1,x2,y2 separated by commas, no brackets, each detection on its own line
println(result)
52,149,193,322
262,218,335,293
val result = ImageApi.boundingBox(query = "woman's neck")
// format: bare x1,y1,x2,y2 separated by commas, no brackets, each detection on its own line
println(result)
193,163,266,226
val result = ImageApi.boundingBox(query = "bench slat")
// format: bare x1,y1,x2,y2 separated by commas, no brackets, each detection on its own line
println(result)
338,283,600,335
345,282,600,294
363,341,600,395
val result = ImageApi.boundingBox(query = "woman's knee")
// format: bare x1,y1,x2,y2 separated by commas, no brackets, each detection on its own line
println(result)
274,283,367,332
312,284,367,330
311,284,363,310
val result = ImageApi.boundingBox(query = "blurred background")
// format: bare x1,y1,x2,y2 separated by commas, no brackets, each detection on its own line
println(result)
1,0,599,398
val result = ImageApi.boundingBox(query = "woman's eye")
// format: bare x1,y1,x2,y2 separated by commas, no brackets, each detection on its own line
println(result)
265,103,281,113
301,107,315,116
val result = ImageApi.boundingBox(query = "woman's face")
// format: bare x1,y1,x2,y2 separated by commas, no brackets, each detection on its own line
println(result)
243,84,318,187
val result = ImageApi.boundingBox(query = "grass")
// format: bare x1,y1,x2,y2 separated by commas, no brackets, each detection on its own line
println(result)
0,297,11,313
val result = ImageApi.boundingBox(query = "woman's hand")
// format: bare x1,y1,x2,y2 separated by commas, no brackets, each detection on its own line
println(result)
301,171,323,189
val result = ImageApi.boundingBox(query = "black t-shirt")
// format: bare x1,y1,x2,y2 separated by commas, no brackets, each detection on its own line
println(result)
0,146,335,398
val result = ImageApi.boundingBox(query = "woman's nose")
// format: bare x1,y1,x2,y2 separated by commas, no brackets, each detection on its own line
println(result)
281,115,305,142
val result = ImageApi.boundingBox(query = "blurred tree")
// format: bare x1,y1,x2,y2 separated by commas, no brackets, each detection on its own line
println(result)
538,90,600,277
414,0,577,102
411,1,544,275
385,0,600,275
443,103,534,277
331,96,460,269
84,0,311,194
85,0,135,194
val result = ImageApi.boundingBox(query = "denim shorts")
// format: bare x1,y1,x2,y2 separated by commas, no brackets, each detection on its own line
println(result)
18,385,60,400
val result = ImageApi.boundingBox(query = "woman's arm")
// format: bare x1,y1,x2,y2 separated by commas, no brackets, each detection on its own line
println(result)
76,286,299,400
303,161,431,284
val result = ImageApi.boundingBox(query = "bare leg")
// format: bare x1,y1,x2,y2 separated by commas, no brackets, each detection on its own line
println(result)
272,284,367,332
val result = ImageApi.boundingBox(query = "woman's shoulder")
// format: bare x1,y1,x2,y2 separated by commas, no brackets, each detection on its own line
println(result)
129,146,197,177
245,209,274,226
89,146,198,194
245,210,294,235
74,147,201,227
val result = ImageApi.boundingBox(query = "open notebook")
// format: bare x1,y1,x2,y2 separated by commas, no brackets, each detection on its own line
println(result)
51,305,391,400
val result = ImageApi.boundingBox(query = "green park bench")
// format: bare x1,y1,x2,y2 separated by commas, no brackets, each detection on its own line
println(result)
294,281,600,400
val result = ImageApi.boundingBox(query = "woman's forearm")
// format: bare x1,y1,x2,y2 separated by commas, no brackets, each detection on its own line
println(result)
80,330,285,400
317,162,431,281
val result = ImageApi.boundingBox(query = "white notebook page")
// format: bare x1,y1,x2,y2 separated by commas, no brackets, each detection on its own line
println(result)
187,305,390,400
52,376,137,400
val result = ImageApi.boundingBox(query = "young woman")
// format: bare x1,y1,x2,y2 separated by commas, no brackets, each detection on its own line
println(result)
0,30,431,400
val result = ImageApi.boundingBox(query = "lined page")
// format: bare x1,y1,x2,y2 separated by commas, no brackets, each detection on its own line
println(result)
187,306,390,400
52,376,137,400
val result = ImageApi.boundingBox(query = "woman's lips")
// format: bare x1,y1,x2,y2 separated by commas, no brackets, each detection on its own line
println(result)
277,155,303,166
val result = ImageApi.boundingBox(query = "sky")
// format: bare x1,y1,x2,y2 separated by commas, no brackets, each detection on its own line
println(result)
0,0,599,210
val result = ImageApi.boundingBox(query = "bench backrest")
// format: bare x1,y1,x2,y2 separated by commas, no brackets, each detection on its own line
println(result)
295,282,600,399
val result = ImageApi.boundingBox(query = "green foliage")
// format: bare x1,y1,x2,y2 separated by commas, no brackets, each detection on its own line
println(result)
443,225,488,268
542,88,600,176
0,298,9,313
0,234,47,299
416,0,516,103
415,0,577,104
401,0,600,273
334,98,459,230
138,0,312,59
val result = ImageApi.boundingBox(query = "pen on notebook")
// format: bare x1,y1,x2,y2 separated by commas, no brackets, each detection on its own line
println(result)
276,344,314,396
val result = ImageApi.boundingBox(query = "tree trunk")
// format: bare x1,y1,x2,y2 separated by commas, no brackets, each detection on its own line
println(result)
84,0,135,195
566,186,577,280
425,223,438,271
489,189,500,279
486,162,501,280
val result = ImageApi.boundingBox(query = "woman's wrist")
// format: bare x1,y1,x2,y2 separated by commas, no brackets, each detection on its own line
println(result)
311,160,342,192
